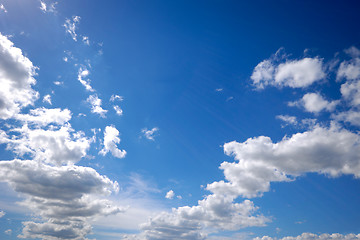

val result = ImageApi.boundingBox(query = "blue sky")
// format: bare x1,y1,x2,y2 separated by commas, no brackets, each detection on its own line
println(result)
0,0,360,239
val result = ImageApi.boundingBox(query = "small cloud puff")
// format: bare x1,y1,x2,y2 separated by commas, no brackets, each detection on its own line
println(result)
141,127,159,141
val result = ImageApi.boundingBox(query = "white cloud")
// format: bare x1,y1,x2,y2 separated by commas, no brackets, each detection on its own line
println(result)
63,16,81,41
39,1,56,13
0,33,39,119
206,124,360,198
0,4,7,13
215,88,223,92
333,110,360,126
110,94,124,102
276,115,297,126
82,36,90,45
165,190,175,199
42,94,52,105
140,196,269,240
78,67,94,92
251,49,325,89
344,46,360,58
0,123,90,166
99,125,126,159
142,127,159,141
254,233,360,240
275,58,325,88
340,79,360,107
87,94,107,118
0,210,5,218
4,229,11,235
289,93,339,113
0,160,123,240
337,57,360,81
53,81,63,86
113,105,123,116
15,107,71,127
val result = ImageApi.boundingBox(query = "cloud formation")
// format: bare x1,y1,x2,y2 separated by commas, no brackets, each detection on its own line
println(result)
207,124,360,198
0,33,39,119
255,233,360,240
99,125,126,159
87,94,107,118
142,127,159,141
289,93,339,113
251,49,325,89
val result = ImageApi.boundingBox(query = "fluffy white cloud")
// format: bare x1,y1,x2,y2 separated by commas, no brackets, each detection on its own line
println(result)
207,124,360,198
254,233,360,240
113,105,123,116
140,195,269,240
340,79,360,107
4,229,11,235
53,81,63,86
165,190,175,199
87,94,107,117
0,160,123,240
337,57,360,81
77,67,94,92
142,127,159,141
0,123,90,165
251,49,325,89
276,115,298,126
63,16,80,41
289,93,339,113
0,33,39,119
333,110,360,126
99,125,126,159
15,107,71,127
0,210,5,218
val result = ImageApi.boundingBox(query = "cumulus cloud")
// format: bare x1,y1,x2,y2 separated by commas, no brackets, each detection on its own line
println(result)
77,67,94,92
251,49,325,89
206,124,360,198
254,232,360,240
337,57,360,81
340,79,360,107
63,16,80,41
0,160,123,240
0,123,90,166
142,127,159,141
99,125,126,159
289,93,339,113
0,33,39,119
0,210,5,218
333,110,360,126
15,107,71,127
165,190,175,199
4,229,11,235
140,196,269,240
87,94,107,118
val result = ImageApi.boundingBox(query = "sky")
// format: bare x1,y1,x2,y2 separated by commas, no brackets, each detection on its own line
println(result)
0,0,360,239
